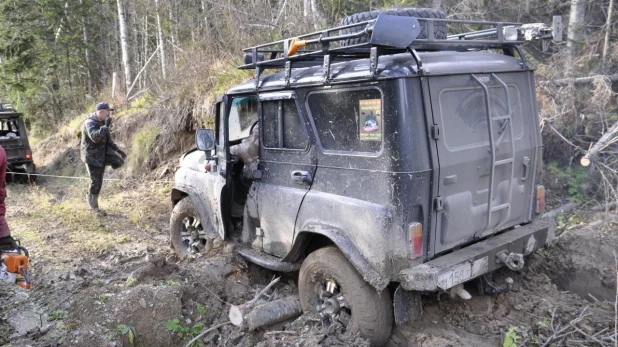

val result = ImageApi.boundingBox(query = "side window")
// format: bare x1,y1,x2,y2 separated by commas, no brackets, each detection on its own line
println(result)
229,96,258,142
262,99,308,150
308,89,382,153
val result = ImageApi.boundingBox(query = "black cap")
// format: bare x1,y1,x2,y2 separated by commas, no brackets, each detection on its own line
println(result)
96,102,110,111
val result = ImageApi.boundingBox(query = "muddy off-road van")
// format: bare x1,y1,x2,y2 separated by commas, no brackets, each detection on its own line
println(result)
0,103,35,181
171,9,558,345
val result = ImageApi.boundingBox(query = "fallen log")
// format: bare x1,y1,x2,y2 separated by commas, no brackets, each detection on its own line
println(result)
229,276,280,326
580,120,618,167
245,295,302,331
542,74,618,87
543,202,580,219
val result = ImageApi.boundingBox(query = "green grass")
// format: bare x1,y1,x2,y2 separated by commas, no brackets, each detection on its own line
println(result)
6,180,168,259
128,126,161,174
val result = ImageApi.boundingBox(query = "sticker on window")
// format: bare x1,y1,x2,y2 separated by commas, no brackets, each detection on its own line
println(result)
359,99,382,141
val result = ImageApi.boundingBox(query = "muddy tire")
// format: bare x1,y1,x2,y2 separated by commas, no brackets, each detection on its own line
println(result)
339,8,447,46
170,197,204,258
298,246,393,346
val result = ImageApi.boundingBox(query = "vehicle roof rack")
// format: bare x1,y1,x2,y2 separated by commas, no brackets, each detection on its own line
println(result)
239,14,556,88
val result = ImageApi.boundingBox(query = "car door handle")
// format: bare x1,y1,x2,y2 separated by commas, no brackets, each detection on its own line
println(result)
291,171,312,185
521,156,530,181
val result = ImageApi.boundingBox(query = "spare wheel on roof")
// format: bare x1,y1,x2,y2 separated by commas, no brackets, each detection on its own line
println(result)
339,8,448,46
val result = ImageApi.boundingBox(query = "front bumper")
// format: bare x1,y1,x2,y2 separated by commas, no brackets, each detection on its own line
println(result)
399,217,555,291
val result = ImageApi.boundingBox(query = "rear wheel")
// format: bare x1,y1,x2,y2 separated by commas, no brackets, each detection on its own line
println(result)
339,8,448,46
298,246,393,346
170,198,207,258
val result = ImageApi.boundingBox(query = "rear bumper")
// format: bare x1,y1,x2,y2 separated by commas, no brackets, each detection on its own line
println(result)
7,161,33,171
399,217,555,291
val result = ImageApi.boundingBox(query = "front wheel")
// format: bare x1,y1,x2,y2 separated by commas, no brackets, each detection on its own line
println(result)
170,198,207,258
298,246,393,346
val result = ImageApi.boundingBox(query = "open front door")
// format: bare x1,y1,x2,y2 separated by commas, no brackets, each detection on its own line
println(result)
428,72,539,255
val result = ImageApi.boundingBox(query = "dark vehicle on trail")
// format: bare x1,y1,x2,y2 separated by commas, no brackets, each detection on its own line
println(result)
0,103,35,181
170,8,558,345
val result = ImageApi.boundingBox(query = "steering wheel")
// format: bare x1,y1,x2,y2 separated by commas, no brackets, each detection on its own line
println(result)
249,120,259,135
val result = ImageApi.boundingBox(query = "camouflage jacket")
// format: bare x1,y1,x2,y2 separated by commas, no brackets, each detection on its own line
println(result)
80,113,121,167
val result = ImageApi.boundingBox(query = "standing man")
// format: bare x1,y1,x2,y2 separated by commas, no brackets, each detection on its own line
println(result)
0,145,16,250
80,102,127,215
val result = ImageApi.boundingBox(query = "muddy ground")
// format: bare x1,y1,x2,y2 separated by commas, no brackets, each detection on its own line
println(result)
0,176,616,347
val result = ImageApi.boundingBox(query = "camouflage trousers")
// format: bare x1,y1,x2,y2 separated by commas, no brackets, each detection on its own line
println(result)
86,153,124,195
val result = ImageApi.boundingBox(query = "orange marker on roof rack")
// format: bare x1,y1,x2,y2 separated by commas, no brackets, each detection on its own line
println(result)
287,38,307,57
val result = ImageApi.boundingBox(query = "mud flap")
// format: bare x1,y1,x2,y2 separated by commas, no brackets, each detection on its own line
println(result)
393,285,422,325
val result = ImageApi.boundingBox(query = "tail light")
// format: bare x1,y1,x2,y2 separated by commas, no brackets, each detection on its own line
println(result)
25,150,32,160
408,223,423,259
536,185,545,214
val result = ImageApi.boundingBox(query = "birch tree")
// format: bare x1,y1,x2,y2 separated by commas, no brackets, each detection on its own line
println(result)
602,0,614,65
566,0,587,72
117,0,132,92
155,0,167,79
79,0,93,96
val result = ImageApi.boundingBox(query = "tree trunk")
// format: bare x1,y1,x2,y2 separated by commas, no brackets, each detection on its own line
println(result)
566,0,587,72
432,0,442,9
303,0,310,17
80,0,93,97
117,0,132,93
142,14,148,90
169,4,178,68
155,0,167,79
200,0,210,39
602,0,614,66
309,0,321,29
55,2,69,44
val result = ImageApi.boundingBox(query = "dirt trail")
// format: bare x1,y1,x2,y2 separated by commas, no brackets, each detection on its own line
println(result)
1,178,616,347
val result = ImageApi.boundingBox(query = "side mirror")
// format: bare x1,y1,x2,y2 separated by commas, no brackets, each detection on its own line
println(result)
196,129,216,151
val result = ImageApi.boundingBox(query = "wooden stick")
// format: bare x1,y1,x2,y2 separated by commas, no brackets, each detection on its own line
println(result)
185,321,232,347
247,277,280,307
126,44,160,98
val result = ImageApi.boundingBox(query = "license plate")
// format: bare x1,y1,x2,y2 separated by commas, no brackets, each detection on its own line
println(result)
438,263,471,289
437,257,489,290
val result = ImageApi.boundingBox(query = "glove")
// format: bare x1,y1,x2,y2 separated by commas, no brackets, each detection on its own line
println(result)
0,235,17,249
104,116,113,127
118,149,127,159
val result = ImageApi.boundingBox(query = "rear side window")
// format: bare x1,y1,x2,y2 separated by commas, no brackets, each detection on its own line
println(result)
262,99,308,150
0,119,20,137
308,89,382,153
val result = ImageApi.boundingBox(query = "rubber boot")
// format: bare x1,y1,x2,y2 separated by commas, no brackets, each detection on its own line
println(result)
88,194,106,216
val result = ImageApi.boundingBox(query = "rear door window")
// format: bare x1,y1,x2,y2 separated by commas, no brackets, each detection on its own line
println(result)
307,88,382,154
262,99,308,150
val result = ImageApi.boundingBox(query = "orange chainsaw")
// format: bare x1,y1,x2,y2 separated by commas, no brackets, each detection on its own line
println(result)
0,244,32,289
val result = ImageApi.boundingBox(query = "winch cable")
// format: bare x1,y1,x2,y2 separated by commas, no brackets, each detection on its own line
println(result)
5,170,172,184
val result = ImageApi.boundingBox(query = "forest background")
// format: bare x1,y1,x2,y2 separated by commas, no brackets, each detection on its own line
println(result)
0,0,617,204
